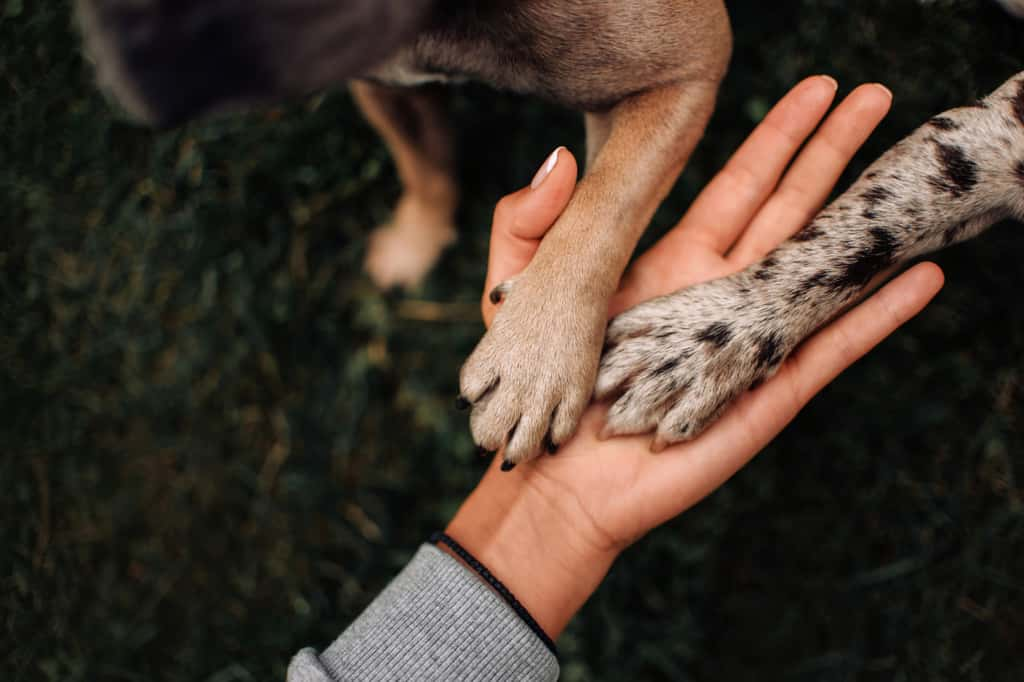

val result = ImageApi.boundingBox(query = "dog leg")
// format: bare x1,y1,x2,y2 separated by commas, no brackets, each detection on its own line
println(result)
598,72,1024,449
351,81,458,289
460,80,723,463
583,113,613,170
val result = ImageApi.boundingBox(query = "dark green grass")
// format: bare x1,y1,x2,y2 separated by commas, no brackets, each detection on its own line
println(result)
2,1,1023,679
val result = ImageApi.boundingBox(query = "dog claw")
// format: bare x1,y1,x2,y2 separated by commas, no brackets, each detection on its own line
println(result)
488,279,516,306
544,436,558,455
455,395,471,411
500,460,517,472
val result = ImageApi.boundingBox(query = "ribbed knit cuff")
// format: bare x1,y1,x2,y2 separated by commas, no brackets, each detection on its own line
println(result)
288,544,560,681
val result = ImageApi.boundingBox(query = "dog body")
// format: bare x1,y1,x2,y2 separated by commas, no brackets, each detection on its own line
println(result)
365,2,727,111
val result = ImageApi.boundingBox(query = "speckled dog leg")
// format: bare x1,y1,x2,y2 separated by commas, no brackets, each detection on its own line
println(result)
597,71,1024,449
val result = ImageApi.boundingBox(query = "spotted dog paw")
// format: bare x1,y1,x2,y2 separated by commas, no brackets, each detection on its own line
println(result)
596,69,1024,451
459,274,607,464
595,274,794,450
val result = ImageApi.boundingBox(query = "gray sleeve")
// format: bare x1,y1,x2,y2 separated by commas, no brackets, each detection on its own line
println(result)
288,544,560,682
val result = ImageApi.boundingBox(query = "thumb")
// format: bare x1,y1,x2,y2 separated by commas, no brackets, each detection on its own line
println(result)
483,147,578,324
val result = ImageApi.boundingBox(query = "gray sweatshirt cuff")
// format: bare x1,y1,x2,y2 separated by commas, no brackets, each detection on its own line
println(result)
288,544,560,681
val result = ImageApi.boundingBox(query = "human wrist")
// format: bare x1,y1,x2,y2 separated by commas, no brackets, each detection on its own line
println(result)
443,460,621,640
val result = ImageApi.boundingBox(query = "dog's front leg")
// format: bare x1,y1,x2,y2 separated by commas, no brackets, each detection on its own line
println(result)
459,80,723,463
597,71,1024,449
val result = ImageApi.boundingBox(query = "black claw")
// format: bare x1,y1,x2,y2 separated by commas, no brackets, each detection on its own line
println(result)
489,288,504,305
500,460,517,472
544,434,559,455
455,395,471,411
476,446,493,458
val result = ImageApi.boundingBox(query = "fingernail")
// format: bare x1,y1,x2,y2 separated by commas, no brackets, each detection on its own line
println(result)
818,75,839,92
871,83,893,101
500,460,517,472
531,147,561,189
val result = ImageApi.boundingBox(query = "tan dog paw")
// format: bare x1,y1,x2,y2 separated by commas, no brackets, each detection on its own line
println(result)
459,274,606,464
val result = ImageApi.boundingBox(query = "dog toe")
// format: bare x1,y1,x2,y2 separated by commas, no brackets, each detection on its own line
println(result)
470,394,521,453
503,410,551,464
549,393,587,447
459,357,499,406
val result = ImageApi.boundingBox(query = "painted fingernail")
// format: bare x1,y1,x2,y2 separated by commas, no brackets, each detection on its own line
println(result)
818,75,839,91
455,396,471,411
871,83,893,100
500,460,517,472
531,147,561,189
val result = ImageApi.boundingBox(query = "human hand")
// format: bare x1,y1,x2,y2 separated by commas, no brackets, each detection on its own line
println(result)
448,76,945,639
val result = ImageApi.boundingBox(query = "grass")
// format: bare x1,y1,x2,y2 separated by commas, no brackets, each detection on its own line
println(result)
2,1,1023,680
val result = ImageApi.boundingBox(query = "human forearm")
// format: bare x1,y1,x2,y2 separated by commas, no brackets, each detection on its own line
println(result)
445,456,622,640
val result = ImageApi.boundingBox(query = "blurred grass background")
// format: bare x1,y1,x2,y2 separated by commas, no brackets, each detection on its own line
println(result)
3,0,1024,680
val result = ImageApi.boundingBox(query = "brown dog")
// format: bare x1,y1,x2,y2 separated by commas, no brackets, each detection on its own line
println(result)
77,0,734,464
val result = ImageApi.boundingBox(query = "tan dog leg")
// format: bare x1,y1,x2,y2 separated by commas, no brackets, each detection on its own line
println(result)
460,80,722,463
351,81,458,289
